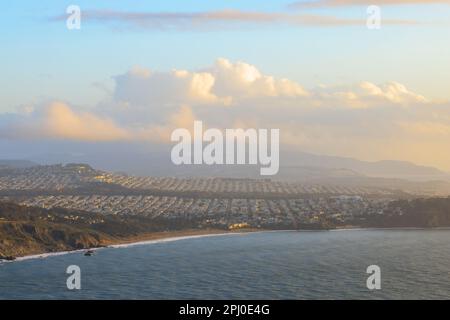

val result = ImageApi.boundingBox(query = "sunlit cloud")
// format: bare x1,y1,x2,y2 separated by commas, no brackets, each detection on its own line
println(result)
1,102,131,142
1,59,449,169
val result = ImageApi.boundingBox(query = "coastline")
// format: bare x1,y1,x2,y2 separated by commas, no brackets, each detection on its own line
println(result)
3,226,450,263
1,228,260,263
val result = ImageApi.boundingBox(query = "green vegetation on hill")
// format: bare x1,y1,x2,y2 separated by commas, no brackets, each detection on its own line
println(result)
0,202,199,259
362,197,450,228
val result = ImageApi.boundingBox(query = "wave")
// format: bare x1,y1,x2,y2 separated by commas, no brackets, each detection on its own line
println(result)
4,228,450,264
13,248,100,262
109,232,247,249
2,232,249,264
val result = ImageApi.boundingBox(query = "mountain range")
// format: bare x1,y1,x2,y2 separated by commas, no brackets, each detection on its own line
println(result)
0,141,448,185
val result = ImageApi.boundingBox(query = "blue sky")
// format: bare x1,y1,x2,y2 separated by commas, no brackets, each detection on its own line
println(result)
1,0,449,112
0,1,450,170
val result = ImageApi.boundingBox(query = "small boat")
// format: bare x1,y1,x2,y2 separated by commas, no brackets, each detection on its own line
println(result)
84,250,95,256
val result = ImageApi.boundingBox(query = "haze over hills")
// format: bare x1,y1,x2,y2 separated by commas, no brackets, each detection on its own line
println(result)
0,160,450,197
0,141,448,180
282,151,447,180
0,160,38,169
0,137,449,194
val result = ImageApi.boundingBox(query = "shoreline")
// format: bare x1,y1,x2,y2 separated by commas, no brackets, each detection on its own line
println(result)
2,226,450,263
1,229,260,263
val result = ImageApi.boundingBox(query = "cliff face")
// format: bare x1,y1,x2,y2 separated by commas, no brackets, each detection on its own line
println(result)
0,221,111,258
0,202,199,258
0,202,114,257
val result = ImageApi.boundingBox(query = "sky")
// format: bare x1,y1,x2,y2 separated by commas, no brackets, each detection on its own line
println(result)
0,1,449,170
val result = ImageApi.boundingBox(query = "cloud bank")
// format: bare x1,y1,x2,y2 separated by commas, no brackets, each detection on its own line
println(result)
1,58,449,169
1,102,130,142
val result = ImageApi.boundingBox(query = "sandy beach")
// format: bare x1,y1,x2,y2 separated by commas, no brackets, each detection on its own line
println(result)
4,226,450,263
2,228,260,263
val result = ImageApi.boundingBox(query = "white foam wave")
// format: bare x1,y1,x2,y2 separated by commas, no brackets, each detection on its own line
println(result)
2,232,248,263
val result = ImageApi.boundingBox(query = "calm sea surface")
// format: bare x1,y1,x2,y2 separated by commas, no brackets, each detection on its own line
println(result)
1,230,450,299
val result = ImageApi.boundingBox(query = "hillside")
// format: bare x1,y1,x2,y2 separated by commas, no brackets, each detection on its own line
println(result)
2,196,450,259
0,202,199,259
362,197,450,228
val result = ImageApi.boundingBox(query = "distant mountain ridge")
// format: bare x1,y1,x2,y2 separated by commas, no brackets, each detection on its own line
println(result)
0,146,448,183
281,151,447,180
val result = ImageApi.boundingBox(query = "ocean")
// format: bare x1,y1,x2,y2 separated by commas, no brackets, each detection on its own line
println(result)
1,229,450,299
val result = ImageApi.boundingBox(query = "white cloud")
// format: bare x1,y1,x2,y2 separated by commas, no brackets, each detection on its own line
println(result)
358,81,427,104
210,58,309,99
2,102,130,142
1,58,449,169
